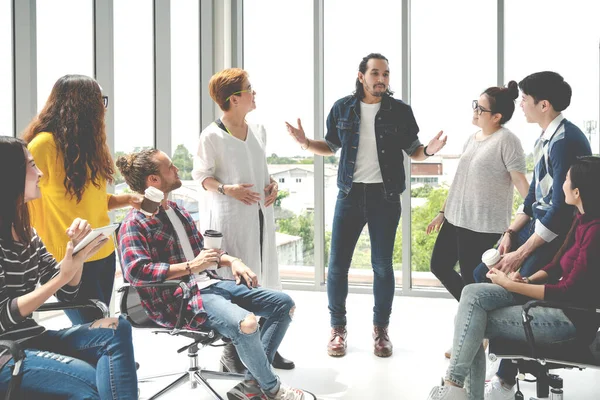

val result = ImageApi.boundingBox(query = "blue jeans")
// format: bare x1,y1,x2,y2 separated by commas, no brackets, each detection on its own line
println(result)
65,253,116,325
472,219,564,384
447,284,576,400
0,316,138,399
199,281,294,394
328,183,401,327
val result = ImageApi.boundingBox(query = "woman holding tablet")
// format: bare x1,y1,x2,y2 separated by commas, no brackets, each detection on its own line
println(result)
0,136,138,399
23,75,142,324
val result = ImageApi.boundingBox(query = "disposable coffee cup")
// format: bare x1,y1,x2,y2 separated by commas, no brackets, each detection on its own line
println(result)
481,249,501,268
140,187,164,216
203,230,223,249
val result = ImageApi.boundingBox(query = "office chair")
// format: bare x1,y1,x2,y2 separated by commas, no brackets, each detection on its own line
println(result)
488,300,600,399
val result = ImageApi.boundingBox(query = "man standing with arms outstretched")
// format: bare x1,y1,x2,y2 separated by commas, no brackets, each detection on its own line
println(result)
286,53,447,358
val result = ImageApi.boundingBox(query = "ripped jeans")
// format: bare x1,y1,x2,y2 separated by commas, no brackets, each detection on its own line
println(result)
0,316,138,399
200,281,295,393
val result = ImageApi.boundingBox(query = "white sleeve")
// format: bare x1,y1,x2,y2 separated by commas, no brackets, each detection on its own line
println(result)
192,131,217,188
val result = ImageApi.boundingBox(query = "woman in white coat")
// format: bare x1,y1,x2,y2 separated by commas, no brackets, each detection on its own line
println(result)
193,68,294,372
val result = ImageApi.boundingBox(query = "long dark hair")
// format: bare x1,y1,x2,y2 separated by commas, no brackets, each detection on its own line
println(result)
353,53,394,99
549,156,600,266
22,74,114,203
0,136,32,244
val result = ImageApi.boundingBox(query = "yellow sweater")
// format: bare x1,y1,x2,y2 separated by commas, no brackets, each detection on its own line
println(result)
27,132,115,262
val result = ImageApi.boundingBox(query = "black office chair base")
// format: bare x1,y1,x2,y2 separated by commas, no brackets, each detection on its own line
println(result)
140,343,244,400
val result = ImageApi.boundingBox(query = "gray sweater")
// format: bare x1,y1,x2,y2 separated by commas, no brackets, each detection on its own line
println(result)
445,128,526,234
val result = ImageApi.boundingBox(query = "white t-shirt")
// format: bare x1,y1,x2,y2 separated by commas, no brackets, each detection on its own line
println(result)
165,207,219,290
353,101,383,183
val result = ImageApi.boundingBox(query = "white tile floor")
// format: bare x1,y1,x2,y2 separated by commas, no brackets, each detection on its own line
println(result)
44,290,600,399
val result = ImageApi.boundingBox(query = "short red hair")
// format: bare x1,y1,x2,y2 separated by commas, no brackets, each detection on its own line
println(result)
208,68,248,111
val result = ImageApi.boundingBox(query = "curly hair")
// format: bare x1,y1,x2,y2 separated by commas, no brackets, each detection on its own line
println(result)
22,74,114,203
115,149,160,194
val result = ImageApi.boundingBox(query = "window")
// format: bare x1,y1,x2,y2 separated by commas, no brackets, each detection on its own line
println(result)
170,0,201,224
324,0,403,287
0,0,12,136
113,0,154,156
295,178,302,183
113,0,154,202
244,0,315,280
279,178,285,183
505,0,600,155
410,0,497,288
36,0,94,110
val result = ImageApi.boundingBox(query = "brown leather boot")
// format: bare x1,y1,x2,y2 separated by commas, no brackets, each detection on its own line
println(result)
373,326,393,357
327,326,347,357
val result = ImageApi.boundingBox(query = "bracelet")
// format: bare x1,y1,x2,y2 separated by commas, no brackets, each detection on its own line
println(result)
504,228,516,238
523,277,530,284
439,211,444,214
423,145,434,157
185,262,192,275
230,257,242,266
300,138,310,150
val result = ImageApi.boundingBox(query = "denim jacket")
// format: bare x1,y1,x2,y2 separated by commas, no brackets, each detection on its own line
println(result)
325,94,422,202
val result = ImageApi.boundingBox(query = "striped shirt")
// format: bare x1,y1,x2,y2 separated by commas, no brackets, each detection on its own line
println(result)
0,230,80,342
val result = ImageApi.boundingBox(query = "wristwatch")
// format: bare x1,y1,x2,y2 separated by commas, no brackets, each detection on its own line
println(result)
217,183,226,195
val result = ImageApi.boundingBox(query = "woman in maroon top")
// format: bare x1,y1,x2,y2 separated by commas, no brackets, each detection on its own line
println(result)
427,156,600,400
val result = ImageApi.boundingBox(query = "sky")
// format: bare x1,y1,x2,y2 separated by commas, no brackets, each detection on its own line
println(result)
1,0,599,160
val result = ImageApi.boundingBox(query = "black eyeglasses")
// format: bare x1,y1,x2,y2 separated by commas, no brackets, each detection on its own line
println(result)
472,100,492,115
102,96,109,108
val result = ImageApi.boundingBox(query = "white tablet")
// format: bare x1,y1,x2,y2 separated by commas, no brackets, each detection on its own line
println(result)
72,224,119,255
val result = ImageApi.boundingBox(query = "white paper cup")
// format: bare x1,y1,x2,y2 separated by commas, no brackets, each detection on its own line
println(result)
481,249,501,268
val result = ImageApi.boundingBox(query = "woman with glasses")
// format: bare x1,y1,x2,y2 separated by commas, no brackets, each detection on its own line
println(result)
22,75,142,325
427,81,529,353
193,68,294,373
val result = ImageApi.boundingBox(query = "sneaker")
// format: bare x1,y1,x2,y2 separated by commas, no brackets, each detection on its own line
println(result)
227,381,268,400
265,384,316,400
484,376,516,400
426,385,468,400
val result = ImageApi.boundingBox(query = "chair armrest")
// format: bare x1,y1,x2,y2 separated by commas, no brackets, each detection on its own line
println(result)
0,341,25,364
117,280,183,291
523,300,600,316
37,299,109,318
521,300,600,359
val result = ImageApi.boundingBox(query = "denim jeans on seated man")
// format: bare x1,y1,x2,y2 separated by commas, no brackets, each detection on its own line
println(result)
199,280,294,391
0,316,137,399
328,183,400,328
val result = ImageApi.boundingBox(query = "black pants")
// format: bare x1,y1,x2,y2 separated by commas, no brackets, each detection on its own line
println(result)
430,220,501,301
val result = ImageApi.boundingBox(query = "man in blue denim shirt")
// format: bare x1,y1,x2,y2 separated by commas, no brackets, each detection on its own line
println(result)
287,53,447,358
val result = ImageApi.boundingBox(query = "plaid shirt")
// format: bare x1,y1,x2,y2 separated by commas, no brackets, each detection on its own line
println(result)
119,201,212,329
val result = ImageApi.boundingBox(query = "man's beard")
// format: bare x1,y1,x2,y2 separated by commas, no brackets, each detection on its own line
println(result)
367,84,386,97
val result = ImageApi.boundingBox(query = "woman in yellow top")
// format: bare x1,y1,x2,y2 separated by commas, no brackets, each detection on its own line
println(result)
23,74,141,324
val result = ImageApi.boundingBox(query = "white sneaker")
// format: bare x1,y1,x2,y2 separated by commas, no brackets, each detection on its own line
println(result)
426,385,468,400
484,376,516,400
267,384,315,400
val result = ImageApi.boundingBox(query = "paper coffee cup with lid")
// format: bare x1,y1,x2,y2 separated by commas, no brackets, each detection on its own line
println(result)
203,230,223,249
481,249,501,268
140,187,164,216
